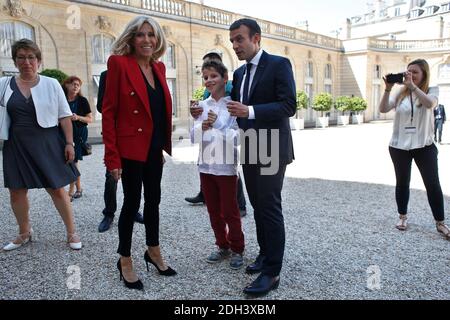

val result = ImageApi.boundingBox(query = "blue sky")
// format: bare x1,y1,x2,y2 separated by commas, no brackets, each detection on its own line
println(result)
190,0,369,36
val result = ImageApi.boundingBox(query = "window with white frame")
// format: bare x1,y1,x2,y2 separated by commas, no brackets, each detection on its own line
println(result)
0,22,35,57
306,61,314,78
324,64,332,94
161,43,177,117
394,7,401,16
439,64,450,79
324,63,332,79
161,43,175,69
374,65,381,79
166,78,177,116
92,34,114,64
305,84,313,107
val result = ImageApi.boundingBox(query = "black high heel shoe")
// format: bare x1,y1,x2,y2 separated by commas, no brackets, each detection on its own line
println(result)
117,259,144,290
144,251,177,276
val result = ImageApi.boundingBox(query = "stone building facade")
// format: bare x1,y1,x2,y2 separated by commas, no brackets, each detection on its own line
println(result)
0,0,449,134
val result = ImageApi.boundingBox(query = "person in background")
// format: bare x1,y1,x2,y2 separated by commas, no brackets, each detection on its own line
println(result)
96,70,144,233
433,103,446,144
185,50,247,217
102,15,177,290
1,39,82,251
379,58,450,240
62,76,93,201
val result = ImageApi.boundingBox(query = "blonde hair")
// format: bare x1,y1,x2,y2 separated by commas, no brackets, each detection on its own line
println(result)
111,15,167,61
396,59,431,106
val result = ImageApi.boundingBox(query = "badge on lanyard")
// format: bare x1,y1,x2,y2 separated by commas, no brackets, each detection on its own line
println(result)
404,126,417,134
405,92,416,134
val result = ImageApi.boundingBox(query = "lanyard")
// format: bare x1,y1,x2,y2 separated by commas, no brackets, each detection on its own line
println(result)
409,92,414,124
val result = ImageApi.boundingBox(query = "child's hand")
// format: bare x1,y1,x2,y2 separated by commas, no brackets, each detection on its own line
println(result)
190,100,203,119
202,120,211,131
207,110,217,125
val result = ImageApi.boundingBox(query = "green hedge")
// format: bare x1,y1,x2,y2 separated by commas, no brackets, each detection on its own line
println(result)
39,69,68,84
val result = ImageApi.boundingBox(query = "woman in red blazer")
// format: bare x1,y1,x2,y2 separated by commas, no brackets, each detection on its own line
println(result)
102,15,176,290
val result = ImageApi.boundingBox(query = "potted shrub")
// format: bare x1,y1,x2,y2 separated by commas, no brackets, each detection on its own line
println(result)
349,97,367,124
312,93,333,128
40,69,68,84
192,87,206,101
290,91,308,130
335,96,351,126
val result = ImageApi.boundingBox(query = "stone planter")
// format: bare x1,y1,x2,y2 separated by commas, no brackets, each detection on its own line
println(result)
290,118,304,130
352,114,364,124
338,115,349,126
316,116,329,128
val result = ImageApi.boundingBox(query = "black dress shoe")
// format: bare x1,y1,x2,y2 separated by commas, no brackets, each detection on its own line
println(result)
98,216,114,233
243,274,280,296
134,211,144,224
184,192,205,204
245,255,265,274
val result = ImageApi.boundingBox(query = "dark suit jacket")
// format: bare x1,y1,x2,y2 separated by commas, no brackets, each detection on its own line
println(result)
434,104,446,122
231,51,296,165
96,70,107,113
102,55,173,171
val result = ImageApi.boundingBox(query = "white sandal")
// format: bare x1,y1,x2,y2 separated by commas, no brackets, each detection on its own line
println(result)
395,214,408,231
67,233,82,250
436,221,450,240
3,229,33,251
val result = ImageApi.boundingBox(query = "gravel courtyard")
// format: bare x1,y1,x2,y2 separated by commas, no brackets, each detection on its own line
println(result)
0,122,449,300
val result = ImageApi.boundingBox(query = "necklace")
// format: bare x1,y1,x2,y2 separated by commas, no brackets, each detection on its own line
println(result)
18,75,39,83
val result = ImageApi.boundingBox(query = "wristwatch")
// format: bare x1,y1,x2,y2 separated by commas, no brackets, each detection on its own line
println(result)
66,142,75,147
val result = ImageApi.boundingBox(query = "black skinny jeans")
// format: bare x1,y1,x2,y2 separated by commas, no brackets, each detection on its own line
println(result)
389,144,444,221
117,149,163,257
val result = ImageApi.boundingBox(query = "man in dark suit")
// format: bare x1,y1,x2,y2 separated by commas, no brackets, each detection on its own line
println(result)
96,70,144,232
434,103,446,144
227,18,296,296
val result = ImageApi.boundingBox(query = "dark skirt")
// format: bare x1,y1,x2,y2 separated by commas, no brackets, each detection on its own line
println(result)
3,78,80,189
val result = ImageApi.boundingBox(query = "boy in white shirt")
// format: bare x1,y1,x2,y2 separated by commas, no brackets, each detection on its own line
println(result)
190,60,245,269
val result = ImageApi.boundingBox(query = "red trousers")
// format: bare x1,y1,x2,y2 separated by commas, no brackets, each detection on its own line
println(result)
200,173,245,254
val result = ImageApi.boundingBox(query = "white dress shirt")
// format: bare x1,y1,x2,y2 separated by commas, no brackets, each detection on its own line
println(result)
240,49,264,120
389,87,438,150
190,96,239,176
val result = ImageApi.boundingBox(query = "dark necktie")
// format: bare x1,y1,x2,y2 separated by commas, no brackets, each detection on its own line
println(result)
242,63,252,105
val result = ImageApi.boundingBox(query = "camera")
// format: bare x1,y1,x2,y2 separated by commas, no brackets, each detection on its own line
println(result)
386,72,405,84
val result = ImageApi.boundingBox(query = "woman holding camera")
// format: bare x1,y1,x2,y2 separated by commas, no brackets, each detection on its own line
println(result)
379,59,449,240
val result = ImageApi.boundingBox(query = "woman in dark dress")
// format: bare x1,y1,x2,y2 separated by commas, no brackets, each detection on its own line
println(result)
62,76,93,200
1,39,82,251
